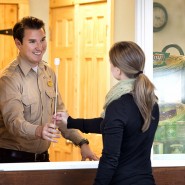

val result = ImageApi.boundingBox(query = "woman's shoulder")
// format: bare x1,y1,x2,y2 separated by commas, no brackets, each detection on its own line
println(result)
106,93,133,115
119,93,135,106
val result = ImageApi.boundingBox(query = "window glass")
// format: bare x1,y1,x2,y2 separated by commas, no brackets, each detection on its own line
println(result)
153,0,185,155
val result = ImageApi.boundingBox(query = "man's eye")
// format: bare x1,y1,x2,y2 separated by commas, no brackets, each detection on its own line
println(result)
29,40,35,43
41,38,46,42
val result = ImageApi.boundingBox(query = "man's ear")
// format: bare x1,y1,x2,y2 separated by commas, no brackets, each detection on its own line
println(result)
14,38,22,49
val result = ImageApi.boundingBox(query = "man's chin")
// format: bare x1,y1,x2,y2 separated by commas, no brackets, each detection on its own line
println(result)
33,58,42,63
30,60,40,66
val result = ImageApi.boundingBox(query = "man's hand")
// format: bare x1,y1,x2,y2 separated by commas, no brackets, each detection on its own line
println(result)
80,144,99,161
35,123,61,143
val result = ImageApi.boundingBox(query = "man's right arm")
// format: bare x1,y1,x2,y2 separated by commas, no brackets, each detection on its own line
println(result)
0,76,38,139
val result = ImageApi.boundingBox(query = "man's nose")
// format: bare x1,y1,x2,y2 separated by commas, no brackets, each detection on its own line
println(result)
36,42,43,49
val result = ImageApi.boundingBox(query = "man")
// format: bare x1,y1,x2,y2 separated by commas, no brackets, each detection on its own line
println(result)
0,16,98,163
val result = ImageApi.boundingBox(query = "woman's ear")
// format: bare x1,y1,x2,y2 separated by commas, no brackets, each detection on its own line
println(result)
14,38,22,49
116,67,121,75
118,68,128,80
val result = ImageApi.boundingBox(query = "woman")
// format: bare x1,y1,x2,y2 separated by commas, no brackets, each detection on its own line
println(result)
54,41,159,185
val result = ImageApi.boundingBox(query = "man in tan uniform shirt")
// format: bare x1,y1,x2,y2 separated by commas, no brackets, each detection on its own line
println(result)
0,16,98,162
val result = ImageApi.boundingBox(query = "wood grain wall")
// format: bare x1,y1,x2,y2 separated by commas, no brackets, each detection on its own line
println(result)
0,167,185,185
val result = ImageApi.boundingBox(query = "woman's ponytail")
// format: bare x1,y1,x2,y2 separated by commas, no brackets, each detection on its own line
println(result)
133,74,157,132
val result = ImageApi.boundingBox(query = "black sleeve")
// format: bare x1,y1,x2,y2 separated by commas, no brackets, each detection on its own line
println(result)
67,116,103,134
94,100,127,185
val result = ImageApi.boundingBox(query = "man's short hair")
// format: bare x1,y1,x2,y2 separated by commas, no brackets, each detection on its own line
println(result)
13,16,45,43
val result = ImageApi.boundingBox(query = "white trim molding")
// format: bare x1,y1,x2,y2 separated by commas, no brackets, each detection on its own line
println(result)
135,0,153,80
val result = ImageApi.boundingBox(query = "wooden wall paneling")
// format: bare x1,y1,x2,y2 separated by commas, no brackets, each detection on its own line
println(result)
77,0,106,4
50,0,74,8
0,0,29,72
0,4,18,71
0,5,4,70
153,167,185,185
18,3,29,19
4,4,18,67
0,0,28,3
50,0,106,7
1,167,185,185
0,169,96,185
0,0,29,20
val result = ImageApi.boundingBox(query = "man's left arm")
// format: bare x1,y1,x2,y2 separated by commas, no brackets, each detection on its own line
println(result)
56,88,98,161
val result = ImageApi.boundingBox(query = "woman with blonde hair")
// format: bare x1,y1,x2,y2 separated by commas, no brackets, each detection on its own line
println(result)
54,41,159,185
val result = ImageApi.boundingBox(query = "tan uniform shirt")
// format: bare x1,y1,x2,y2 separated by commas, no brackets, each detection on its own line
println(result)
0,55,83,153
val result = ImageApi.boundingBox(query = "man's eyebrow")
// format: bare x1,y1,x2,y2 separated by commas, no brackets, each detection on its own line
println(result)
27,36,46,41
28,38,36,41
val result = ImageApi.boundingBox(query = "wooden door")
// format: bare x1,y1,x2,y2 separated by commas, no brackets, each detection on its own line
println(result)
49,1,110,161
49,6,80,161
50,7,76,116
0,4,18,71
78,2,109,157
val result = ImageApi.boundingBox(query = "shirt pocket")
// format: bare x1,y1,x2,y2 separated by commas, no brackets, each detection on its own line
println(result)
45,90,56,115
21,96,37,122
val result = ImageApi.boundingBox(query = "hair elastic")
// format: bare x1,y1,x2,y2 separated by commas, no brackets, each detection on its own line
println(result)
134,71,143,77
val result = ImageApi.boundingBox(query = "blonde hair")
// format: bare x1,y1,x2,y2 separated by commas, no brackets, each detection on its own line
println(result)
109,41,157,132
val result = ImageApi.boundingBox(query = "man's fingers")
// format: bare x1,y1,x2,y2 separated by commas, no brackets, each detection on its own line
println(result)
49,128,60,134
43,133,60,143
48,123,58,129
50,138,59,143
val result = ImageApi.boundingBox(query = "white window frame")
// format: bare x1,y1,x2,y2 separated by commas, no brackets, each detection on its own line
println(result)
135,0,185,167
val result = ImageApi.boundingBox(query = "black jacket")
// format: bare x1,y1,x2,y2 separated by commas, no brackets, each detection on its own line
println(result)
68,93,159,185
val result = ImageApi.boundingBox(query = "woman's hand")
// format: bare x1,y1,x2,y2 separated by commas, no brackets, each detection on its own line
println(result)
53,111,69,126
80,144,99,161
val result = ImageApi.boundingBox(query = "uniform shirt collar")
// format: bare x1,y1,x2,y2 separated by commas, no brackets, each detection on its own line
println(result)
17,54,45,76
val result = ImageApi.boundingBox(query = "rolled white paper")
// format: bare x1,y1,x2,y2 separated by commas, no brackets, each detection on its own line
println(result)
54,58,60,66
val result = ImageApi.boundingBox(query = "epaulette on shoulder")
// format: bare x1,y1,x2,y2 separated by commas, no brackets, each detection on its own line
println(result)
42,60,49,66
42,60,54,72
0,60,19,77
